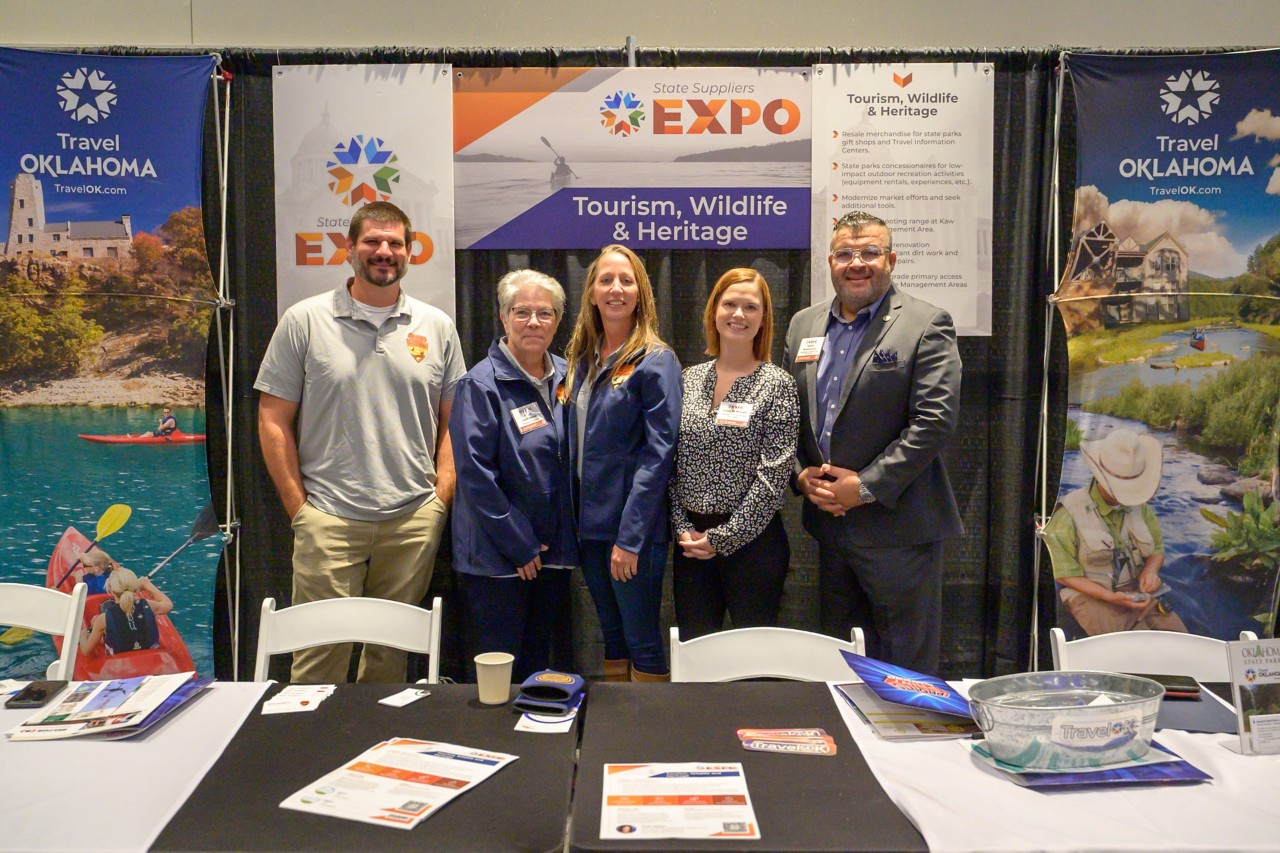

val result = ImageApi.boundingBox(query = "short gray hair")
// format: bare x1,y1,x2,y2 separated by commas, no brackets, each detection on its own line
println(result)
496,269,566,317
831,210,892,250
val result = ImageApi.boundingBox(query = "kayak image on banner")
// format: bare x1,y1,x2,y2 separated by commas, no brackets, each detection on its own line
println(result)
0,49,224,679
454,67,811,250
78,430,205,444
44,523,196,680
1050,50,1280,642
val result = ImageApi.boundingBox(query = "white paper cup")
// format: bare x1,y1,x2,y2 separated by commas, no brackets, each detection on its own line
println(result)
475,652,515,704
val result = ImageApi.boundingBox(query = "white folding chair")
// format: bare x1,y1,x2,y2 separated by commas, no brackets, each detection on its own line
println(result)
669,625,866,682
1049,627,1258,683
254,596,442,683
0,582,88,680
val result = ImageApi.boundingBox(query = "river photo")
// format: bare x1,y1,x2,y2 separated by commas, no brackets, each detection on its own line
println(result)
1056,318,1280,641
0,406,220,679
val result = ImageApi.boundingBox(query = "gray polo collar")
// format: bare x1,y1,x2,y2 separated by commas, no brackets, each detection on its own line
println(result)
332,278,411,320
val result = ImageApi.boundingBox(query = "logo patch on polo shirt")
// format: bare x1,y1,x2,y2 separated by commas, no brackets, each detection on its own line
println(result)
406,333,428,363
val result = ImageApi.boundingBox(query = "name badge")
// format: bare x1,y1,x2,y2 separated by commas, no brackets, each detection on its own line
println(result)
511,403,549,434
715,401,754,428
794,336,824,363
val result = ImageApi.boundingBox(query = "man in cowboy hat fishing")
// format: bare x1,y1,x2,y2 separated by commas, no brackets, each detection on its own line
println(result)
1044,428,1188,636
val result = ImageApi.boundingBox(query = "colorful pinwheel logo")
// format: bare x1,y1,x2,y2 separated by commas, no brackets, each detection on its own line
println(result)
327,135,400,206
599,91,645,137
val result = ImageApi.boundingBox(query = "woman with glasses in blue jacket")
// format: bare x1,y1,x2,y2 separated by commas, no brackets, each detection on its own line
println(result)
450,269,579,682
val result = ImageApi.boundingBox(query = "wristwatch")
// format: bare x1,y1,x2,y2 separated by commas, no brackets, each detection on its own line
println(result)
858,481,876,505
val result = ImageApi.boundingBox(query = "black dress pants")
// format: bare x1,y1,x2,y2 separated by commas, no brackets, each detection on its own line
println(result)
673,511,790,640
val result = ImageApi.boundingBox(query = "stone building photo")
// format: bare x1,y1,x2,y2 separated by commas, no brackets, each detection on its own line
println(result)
2,173,133,259
1057,220,1191,334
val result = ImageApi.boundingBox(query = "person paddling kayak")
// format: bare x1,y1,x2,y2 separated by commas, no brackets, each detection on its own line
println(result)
140,406,178,438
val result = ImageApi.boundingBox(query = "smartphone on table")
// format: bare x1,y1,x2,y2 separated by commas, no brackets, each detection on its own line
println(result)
5,680,69,709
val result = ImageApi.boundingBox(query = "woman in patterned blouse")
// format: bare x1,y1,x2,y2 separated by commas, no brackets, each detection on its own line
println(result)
670,268,800,639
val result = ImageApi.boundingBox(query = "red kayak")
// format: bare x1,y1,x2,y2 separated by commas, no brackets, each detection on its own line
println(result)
45,526,196,680
78,430,205,444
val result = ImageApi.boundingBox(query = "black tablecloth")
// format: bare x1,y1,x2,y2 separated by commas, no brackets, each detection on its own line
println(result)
153,683,576,852
570,682,927,852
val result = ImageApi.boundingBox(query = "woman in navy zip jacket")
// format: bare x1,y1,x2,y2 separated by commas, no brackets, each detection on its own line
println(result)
450,269,579,681
565,245,681,681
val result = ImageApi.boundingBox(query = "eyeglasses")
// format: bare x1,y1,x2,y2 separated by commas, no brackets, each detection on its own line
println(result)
509,307,557,324
830,245,889,265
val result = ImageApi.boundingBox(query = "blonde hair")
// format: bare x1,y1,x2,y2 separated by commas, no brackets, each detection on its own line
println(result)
80,549,114,573
703,268,774,362
564,244,668,393
105,566,143,620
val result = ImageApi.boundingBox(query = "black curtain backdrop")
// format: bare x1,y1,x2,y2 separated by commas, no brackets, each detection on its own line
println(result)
186,46,1068,682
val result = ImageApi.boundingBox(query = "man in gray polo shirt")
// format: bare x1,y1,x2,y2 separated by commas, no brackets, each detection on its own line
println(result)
255,200,465,683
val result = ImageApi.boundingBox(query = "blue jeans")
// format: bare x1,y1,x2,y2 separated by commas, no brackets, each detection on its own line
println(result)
580,540,668,675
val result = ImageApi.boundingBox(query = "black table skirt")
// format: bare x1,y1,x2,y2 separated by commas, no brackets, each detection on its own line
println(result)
570,682,928,852
153,683,576,852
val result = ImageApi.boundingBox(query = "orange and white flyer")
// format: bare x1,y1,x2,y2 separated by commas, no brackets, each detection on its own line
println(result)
601,762,760,841
280,737,517,830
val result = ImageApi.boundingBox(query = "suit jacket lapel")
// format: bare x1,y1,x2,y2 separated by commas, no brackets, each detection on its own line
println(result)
834,286,900,419
803,305,829,438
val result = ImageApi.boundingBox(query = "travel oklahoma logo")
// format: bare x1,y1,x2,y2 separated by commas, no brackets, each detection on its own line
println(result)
599,91,645,137
327,135,400,206
1159,69,1219,125
58,67,117,124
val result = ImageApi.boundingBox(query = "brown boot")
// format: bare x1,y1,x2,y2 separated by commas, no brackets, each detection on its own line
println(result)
603,658,631,682
630,667,670,683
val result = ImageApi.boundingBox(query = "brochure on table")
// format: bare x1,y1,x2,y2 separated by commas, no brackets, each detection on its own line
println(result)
835,681,980,740
1228,637,1280,756
7,672,203,740
281,738,518,830
839,652,974,718
600,762,760,841
967,740,1211,788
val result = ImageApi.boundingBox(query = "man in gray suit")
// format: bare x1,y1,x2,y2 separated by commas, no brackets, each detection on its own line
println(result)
784,211,962,673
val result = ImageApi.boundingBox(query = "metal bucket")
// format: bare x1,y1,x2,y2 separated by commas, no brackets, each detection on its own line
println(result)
968,671,1164,770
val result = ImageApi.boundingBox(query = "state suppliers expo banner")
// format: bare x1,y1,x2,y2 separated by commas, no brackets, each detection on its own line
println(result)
273,64,455,317
811,63,994,335
0,49,221,679
454,67,811,250
1053,51,1280,641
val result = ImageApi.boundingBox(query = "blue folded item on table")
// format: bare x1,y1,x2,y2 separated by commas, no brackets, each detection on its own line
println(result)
512,670,586,716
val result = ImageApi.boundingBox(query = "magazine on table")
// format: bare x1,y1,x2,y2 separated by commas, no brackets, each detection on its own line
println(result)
6,672,205,741
968,740,1212,788
835,681,981,740
839,652,975,718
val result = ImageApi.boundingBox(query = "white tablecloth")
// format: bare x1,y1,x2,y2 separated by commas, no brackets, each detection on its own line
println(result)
1,681,269,852
829,683,1280,852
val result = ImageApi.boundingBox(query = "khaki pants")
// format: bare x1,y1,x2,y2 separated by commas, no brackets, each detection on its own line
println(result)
1067,593,1189,637
289,498,448,683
